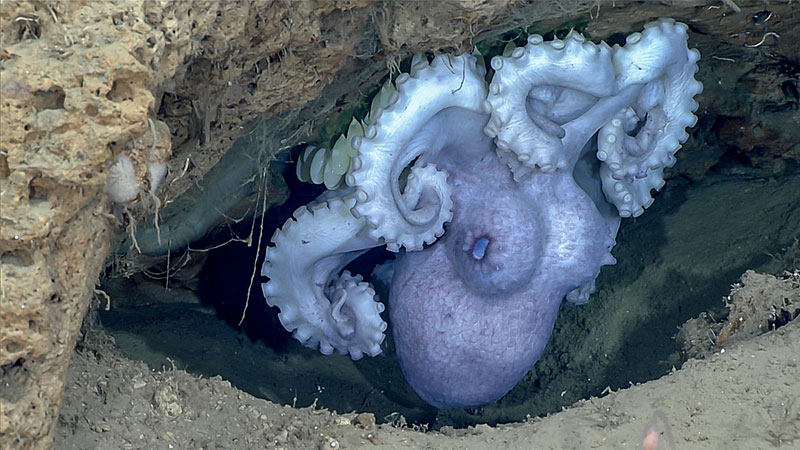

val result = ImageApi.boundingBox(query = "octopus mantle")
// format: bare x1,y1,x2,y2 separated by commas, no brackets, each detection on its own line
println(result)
261,19,702,408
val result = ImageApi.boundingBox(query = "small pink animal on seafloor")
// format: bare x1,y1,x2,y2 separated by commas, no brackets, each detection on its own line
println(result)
642,410,676,450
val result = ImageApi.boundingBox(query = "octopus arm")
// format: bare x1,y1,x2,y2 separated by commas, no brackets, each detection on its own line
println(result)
598,18,703,217
484,30,616,173
260,194,387,359
346,53,487,252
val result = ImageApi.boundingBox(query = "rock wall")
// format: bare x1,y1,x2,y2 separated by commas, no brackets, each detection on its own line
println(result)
0,0,527,447
1,0,156,446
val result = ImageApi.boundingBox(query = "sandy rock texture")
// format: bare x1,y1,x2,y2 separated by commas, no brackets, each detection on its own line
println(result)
1,0,154,446
0,0,548,447
2,0,798,448
677,269,800,362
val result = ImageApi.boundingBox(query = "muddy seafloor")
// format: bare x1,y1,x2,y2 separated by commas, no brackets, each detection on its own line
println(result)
55,158,800,448
99,166,800,423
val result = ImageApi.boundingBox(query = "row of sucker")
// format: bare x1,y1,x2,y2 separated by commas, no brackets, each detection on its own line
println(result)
598,18,703,217
344,52,487,251
324,271,387,359
483,29,616,175
260,194,386,359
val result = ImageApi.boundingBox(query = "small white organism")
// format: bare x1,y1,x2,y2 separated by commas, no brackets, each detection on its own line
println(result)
105,153,140,204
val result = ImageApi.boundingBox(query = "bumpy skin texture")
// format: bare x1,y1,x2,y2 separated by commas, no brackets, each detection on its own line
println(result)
262,19,702,408
390,124,615,407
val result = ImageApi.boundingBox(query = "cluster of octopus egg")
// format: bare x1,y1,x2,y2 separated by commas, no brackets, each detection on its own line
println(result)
295,49,484,192
295,78,401,190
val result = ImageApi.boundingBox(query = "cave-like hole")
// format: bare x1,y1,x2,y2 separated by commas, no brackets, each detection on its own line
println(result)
97,132,800,431
106,79,135,102
1,250,34,267
0,358,27,403
27,176,49,206
15,16,40,40
31,87,65,110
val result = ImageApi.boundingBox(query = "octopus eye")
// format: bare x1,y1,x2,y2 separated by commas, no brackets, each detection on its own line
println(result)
471,237,489,260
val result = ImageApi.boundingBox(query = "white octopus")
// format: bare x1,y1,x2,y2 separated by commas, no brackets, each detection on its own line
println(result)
261,19,702,407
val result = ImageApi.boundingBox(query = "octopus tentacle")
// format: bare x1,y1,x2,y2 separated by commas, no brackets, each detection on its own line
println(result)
345,53,487,251
484,31,616,174
385,164,454,252
260,194,386,359
599,160,666,218
598,18,703,217
325,271,387,360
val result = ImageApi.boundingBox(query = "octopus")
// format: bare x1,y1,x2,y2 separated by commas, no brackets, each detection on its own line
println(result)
261,19,703,408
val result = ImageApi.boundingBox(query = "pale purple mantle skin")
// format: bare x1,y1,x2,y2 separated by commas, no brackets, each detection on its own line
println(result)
389,114,615,408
